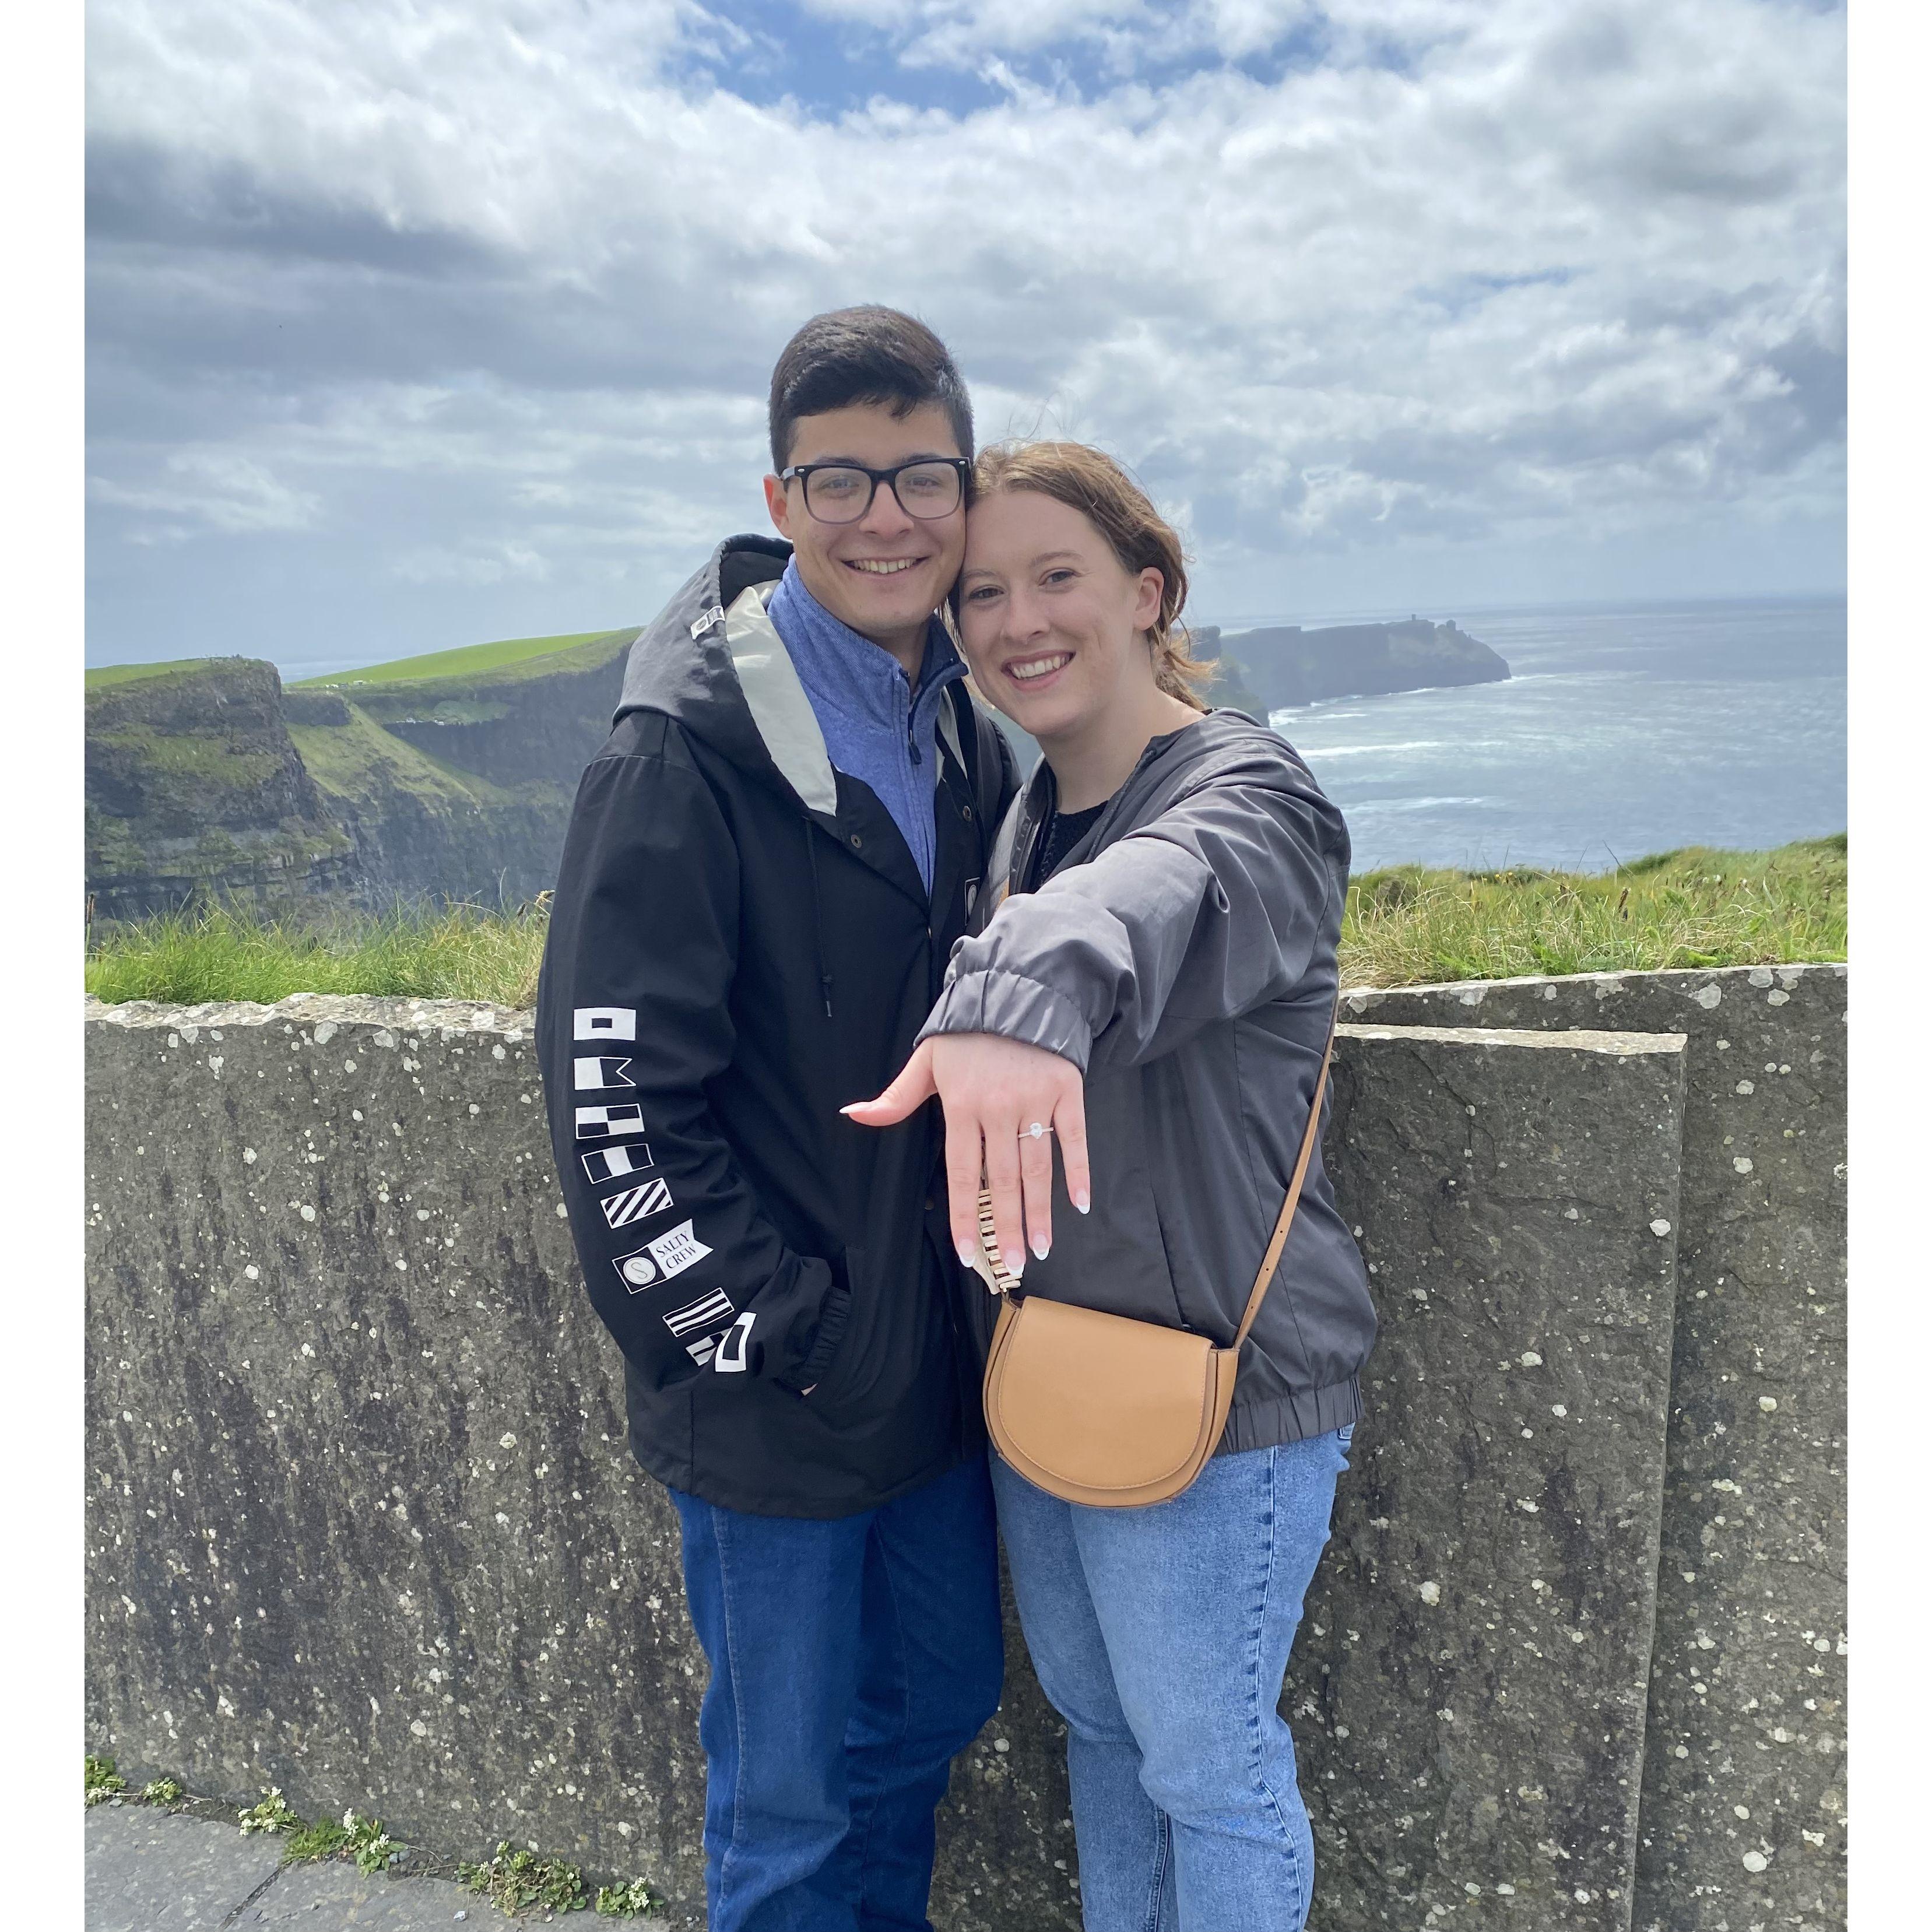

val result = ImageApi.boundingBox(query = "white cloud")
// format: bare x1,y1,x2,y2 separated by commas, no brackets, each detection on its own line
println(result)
84,0,1844,657
87,448,323,539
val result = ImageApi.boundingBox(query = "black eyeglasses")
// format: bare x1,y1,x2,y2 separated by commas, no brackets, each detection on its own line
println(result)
778,458,969,525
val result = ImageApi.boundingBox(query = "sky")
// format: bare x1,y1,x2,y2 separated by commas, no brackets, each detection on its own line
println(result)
84,0,1846,673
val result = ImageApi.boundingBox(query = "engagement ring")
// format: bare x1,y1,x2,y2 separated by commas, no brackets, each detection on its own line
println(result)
1025,1122,1051,1139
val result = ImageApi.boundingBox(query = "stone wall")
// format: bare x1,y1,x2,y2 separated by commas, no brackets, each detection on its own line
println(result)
83,973,1846,1930
1291,1021,1685,1930
1343,968,1847,1931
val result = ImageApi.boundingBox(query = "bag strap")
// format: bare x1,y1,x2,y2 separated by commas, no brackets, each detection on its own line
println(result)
1232,996,1343,1352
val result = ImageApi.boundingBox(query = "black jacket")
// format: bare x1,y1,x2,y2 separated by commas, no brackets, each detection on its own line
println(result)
537,535,1018,1517
920,711,1375,1453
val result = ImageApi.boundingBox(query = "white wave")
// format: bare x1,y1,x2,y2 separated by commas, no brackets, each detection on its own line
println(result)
1296,740,1448,757
1353,796,1493,812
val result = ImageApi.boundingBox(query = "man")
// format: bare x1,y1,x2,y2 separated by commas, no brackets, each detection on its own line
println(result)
536,307,1018,1932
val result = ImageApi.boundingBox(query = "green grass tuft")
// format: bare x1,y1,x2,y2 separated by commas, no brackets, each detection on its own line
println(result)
279,1808,398,1871
85,1756,127,1805
282,1815,350,1863
238,1787,301,1835
457,1840,590,1914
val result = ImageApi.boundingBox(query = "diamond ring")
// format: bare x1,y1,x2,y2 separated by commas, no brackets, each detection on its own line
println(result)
1024,1122,1052,1139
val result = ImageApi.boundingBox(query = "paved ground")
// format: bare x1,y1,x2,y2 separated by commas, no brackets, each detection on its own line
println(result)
85,1805,532,1930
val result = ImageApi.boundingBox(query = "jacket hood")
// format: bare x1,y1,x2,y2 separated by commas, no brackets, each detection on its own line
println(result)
614,533,842,816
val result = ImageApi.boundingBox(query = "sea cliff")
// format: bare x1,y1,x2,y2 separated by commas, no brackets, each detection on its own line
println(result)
1197,615,1511,710
85,631,635,926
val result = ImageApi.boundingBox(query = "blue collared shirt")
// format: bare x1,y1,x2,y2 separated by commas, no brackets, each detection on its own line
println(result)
765,561,966,893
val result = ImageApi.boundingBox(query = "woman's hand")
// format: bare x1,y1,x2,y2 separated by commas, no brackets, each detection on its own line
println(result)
842,1034,1090,1281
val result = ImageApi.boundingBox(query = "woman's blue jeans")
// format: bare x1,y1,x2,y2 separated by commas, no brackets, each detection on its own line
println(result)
992,1427,1352,1932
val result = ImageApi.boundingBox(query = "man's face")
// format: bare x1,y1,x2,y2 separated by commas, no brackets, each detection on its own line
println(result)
764,402,967,649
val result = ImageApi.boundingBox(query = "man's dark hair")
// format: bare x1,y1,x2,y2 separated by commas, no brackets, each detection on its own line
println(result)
768,306,974,471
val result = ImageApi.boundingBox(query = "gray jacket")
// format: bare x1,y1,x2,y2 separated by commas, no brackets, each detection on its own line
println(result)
918,709,1375,1454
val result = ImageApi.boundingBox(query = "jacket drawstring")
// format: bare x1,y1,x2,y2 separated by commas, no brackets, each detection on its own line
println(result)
805,823,833,1019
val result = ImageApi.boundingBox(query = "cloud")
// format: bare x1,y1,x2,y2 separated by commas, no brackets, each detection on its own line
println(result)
87,448,323,540
85,0,1845,661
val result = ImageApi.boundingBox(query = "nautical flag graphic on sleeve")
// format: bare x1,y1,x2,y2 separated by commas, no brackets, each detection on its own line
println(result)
714,1310,757,1374
600,1178,674,1231
612,1242,660,1291
646,1220,713,1281
574,1007,637,1042
574,1056,634,1091
663,1288,734,1339
575,1103,647,1141
581,1143,654,1185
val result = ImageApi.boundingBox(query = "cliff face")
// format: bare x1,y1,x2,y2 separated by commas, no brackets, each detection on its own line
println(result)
85,659,361,923
1195,617,1510,710
85,631,636,926
287,633,633,908
325,637,634,789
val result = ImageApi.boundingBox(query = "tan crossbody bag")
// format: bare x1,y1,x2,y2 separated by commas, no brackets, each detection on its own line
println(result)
972,1000,1340,1509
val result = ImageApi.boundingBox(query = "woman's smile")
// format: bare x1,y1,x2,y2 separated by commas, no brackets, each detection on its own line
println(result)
1003,651,1073,687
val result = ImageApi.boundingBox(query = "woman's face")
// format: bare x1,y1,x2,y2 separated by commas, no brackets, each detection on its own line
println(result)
956,489,1164,742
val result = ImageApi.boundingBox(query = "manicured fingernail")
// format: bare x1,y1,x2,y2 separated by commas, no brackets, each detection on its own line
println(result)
1002,1246,1025,1278
957,1238,978,1267
1074,1191,1091,1214
1031,1233,1050,1260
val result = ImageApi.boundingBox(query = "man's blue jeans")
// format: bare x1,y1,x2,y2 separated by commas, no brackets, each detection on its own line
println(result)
668,1455,1005,1932
992,1428,1352,1932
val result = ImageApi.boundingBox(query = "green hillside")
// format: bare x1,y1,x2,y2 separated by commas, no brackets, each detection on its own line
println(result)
85,658,225,690
290,629,628,690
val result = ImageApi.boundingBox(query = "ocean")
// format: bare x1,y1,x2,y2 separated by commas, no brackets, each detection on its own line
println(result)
1228,596,1846,876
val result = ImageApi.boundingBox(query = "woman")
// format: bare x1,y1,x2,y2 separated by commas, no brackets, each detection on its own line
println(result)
848,441,1376,1932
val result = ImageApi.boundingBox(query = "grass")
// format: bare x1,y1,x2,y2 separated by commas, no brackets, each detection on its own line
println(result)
237,1787,301,1835
290,628,628,689
285,699,502,806
1339,834,1844,987
80,1758,661,1915
456,1840,593,1915
83,835,1846,1010
89,729,286,786
85,899,553,1009
85,658,224,690
283,1811,397,1871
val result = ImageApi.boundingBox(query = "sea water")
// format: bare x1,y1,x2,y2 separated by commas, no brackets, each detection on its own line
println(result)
1235,596,1846,875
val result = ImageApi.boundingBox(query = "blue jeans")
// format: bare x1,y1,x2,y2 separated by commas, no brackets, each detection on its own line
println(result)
668,1454,1004,1932
992,1428,1352,1932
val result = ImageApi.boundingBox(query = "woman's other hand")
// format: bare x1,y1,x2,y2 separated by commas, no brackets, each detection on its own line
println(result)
842,1034,1090,1281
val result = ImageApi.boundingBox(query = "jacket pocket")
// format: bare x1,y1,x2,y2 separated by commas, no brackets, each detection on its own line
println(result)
800,1246,869,1410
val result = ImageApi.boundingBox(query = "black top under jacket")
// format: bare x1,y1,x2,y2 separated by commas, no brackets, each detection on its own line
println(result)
536,535,1019,1518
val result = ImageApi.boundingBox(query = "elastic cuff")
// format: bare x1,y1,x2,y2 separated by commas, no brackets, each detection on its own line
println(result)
778,1281,853,1395
915,969,1094,1072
